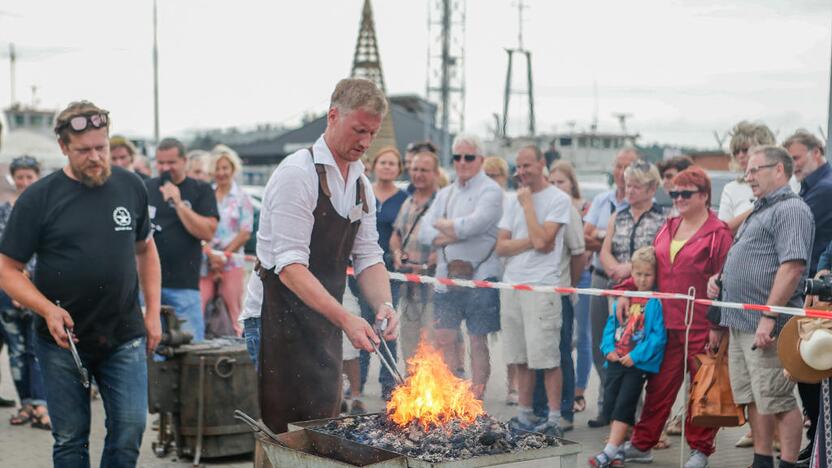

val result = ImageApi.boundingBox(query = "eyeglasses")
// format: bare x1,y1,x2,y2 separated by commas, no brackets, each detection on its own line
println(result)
669,190,699,199
452,154,477,163
56,112,109,133
733,147,750,157
485,172,504,179
744,163,778,177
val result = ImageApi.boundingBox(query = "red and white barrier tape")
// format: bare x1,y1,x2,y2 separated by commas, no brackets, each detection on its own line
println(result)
205,247,832,320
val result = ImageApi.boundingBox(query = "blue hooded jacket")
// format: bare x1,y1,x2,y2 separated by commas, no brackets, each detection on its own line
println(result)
600,298,667,374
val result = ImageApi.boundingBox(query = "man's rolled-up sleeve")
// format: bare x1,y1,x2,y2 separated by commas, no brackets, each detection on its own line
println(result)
268,166,317,274
351,179,384,275
452,186,502,240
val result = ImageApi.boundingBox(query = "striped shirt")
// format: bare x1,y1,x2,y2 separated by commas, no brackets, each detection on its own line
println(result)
720,185,815,333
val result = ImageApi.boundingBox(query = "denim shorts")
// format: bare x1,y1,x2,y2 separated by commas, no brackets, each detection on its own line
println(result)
433,279,500,336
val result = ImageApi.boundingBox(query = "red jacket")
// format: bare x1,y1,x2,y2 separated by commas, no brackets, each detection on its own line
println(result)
654,212,733,331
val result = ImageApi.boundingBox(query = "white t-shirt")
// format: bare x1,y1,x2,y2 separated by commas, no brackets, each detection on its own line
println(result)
718,176,800,221
498,185,571,285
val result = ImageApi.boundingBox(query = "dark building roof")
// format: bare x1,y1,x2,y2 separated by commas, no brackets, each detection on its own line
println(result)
231,95,450,166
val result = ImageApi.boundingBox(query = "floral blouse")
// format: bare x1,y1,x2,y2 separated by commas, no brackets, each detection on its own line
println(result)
201,182,254,274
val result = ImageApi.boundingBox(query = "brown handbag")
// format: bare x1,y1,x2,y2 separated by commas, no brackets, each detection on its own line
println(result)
689,334,746,428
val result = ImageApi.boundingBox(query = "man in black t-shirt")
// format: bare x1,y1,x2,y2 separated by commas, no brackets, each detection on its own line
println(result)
146,137,218,342
0,100,162,467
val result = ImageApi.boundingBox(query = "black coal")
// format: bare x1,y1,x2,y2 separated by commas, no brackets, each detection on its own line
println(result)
314,414,560,463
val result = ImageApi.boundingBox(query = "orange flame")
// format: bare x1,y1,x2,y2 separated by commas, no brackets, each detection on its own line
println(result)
386,339,484,430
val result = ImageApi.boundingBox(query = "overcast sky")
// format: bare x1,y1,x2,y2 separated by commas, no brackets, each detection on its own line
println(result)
1,0,830,149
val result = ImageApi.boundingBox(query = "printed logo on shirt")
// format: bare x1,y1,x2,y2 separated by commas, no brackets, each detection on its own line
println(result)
113,207,133,232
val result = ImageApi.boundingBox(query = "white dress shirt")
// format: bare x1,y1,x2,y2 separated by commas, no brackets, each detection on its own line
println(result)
419,170,503,283
256,135,384,277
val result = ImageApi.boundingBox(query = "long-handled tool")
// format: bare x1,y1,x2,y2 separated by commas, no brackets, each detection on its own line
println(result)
64,326,90,389
372,318,405,386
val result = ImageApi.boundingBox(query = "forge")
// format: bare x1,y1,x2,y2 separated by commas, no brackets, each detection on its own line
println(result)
257,340,581,466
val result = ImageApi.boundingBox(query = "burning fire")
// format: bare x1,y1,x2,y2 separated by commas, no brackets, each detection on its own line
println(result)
386,339,484,430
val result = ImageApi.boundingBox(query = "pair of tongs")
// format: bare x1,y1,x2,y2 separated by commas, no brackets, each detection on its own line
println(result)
64,326,90,389
371,318,405,386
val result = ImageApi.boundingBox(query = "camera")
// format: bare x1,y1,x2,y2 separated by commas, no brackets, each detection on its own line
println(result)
805,274,832,302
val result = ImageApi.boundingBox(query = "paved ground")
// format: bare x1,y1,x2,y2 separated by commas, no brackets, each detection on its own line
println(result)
0,290,802,467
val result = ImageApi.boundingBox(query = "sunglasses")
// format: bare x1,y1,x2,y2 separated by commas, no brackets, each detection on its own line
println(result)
56,112,109,133
732,147,749,157
669,190,700,199
407,141,437,153
629,160,651,172
452,154,477,163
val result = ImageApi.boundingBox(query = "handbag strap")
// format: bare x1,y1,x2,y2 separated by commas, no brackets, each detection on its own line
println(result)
439,185,495,272
400,193,435,253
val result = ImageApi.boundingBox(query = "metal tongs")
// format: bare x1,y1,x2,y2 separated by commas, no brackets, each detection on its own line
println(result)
371,318,405,386
64,326,90,388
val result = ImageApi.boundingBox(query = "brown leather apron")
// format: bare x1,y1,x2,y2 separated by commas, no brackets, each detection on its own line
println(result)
258,149,368,434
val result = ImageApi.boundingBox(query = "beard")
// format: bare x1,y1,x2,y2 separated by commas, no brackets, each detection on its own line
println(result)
70,160,112,188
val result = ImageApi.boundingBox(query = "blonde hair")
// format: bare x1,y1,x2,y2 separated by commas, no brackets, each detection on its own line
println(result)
210,144,243,176
483,156,509,178
437,168,450,188
371,145,402,175
109,135,138,159
623,160,661,190
631,246,656,269
729,121,775,156
549,160,581,199
330,78,388,116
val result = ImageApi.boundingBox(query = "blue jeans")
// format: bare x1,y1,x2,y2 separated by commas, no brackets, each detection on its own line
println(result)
161,288,204,342
0,308,47,407
575,270,593,390
243,317,261,370
532,295,575,422
37,335,148,468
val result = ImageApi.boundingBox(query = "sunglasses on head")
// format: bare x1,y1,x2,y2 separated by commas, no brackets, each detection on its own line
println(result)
630,160,651,172
669,190,699,199
56,112,109,133
407,141,437,153
452,154,477,163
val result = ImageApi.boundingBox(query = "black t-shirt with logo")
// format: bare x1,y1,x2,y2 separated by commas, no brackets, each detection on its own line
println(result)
146,176,219,289
0,167,151,354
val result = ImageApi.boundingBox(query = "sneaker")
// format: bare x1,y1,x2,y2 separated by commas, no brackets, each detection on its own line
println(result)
622,441,654,463
683,450,709,468
588,416,610,428
735,432,753,448
506,390,519,406
560,419,574,432
589,451,624,468
508,415,543,432
533,421,563,438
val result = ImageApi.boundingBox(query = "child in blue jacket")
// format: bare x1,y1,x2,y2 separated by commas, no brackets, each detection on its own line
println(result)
589,247,667,468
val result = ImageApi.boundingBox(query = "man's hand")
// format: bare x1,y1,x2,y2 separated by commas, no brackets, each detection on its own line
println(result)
606,352,619,362
816,269,831,280
375,303,399,341
608,262,632,283
707,274,721,299
616,297,630,323
619,354,634,367
708,328,724,352
516,186,533,207
434,218,456,237
754,316,776,350
341,313,378,352
45,304,75,349
144,314,162,355
433,233,457,247
159,182,182,206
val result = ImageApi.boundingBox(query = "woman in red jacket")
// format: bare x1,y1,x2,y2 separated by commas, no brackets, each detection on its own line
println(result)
621,167,734,468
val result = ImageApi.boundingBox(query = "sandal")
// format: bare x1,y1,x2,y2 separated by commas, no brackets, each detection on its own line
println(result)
10,406,33,426
654,432,672,450
573,395,587,413
30,410,51,431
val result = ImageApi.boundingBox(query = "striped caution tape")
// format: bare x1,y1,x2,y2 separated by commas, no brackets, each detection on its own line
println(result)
205,247,831,320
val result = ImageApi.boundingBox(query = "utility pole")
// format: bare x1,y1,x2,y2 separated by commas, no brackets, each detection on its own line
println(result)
501,1,535,139
152,0,160,145
827,15,832,159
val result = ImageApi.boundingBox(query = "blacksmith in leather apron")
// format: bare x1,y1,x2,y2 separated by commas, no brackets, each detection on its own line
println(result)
258,150,370,434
